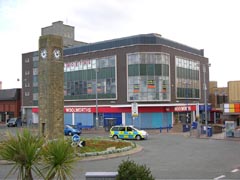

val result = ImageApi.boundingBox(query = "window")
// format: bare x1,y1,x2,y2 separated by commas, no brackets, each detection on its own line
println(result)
25,83,30,88
33,68,38,75
127,52,170,102
33,56,38,62
33,93,38,100
127,126,132,131
24,92,30,96
33,76,38,87
64,56,117,100
175,57,200,99
119,127,125,131
25,70,30,75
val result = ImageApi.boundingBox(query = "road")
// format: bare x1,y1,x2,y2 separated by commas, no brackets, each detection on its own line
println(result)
0,127,240,179
73,133,240,179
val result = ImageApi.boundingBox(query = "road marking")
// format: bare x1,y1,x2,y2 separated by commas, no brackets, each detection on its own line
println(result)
214,175,226,180
231,168,239,173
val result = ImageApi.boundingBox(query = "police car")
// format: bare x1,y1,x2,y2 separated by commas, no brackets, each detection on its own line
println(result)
109,125,149,140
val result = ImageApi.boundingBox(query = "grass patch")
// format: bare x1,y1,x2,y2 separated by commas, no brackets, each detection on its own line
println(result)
79,138,133,153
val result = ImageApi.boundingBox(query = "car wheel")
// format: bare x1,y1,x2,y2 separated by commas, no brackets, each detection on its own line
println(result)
113,135,118,140
68,132,72,136
135,135,141,140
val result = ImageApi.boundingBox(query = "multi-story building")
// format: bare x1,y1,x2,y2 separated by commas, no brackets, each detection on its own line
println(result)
209,81,228,124
209,80,240,127
221,81,240,127
209,81,228,109
22,22,210,128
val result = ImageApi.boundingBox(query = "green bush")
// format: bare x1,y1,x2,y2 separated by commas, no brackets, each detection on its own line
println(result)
116,158,154,180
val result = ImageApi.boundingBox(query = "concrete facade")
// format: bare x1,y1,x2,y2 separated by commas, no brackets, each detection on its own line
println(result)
38,35,64,139
228,81,240,103
41,21,86,47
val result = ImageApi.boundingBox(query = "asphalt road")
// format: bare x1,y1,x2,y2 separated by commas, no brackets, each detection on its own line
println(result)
74,133,240,180
0,127,240,179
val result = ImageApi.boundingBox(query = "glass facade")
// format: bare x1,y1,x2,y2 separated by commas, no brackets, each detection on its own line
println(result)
31,55,117,104
32,55,39,106
64,56,117,100
127,53,170,101
175,57,200,99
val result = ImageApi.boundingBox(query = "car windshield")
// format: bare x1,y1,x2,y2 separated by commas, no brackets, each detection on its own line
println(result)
8,118,16,122
65,125,74,129
132,127,139,131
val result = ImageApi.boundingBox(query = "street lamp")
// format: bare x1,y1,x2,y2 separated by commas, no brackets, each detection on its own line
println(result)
184,81,191,123
95,68,99,129
17,78,24,124
203,63,211,136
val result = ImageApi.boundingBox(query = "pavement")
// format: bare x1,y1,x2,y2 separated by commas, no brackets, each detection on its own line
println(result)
81,127,240,141
199,131,240,141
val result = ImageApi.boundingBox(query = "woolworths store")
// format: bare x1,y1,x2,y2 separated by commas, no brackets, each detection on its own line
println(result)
22,33,210,129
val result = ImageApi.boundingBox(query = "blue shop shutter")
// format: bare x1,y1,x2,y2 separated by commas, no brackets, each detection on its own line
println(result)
64,113,72,125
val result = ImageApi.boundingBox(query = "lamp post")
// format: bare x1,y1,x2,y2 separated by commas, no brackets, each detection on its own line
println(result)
196,102,201,138
17,78,24,125
185,81,190,124
203,64,208,136
95,68,99,129
184,81,191,130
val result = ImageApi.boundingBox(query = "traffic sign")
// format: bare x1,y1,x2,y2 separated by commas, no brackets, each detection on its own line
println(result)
72,134,80,142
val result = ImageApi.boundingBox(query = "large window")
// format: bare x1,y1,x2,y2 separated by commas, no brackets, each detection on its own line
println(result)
64,56,116,100
127,53,170,101
175,57,200,99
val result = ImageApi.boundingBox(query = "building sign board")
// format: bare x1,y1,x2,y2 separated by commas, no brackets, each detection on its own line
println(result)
65,107,92,113
131,102,138,117
174,106,192,112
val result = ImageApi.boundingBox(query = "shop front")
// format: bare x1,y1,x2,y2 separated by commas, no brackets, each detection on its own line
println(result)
31,104,200,129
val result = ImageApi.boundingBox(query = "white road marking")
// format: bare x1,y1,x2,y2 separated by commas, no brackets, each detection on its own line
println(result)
231,168,239,173
214,175,226,180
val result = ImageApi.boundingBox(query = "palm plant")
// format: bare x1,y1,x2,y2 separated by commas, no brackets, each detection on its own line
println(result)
0,129,44,180
40,138,78,180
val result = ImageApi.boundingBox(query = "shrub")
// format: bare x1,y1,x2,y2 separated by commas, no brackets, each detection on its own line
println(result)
0,129,44,180
41,138,78,180
116,158,154,180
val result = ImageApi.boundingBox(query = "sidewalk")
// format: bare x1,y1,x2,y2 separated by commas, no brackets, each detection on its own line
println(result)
187,129,240,141
200,132,240,141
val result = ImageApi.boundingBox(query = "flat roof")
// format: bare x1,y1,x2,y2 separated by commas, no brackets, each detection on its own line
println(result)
64,33,204,57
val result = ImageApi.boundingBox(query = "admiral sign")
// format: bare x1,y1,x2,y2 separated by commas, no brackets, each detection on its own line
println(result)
174,106,191,112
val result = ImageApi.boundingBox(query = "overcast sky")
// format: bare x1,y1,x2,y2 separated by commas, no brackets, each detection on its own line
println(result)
0,0,239,89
